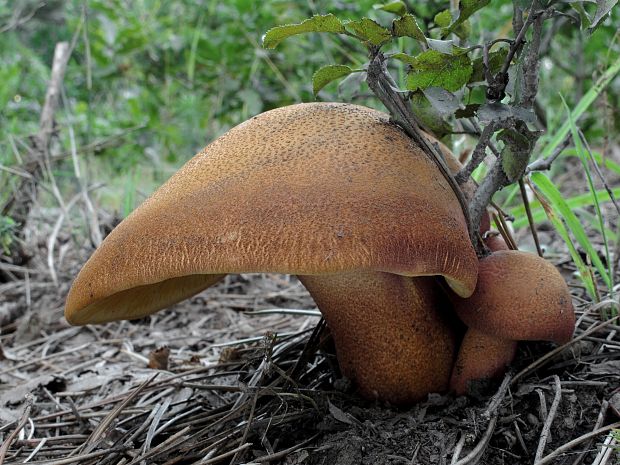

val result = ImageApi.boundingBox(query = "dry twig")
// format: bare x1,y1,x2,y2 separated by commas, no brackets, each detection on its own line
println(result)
0,394,34,464
534,422,620,465
534,375,562,462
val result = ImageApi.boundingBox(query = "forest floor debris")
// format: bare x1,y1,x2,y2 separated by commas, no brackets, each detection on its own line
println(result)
0,221,619,464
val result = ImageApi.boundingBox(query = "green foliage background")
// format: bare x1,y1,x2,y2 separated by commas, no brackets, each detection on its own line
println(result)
0,0,618,214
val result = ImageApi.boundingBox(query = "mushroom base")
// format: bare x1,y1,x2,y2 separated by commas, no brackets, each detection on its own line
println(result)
299,271,457,405
450,328,517,395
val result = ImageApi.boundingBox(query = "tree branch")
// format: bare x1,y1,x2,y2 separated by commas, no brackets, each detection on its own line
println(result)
455,123,496,184
467,1,546,241
365,52,474,240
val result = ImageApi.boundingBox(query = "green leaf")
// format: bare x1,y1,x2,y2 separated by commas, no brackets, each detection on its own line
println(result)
410,91,451,137
426,39,461,54
0,63,21,110
373,1,407,16
405,50,472,92
455,103,480,119
512,187,620,227
576,210,617,243
532,187,598,300
392,52,417,65
564,96,614,291
530,172,612,290
477,103,536,125
447,0,491,33
262,14,346,49
313,65,355,95
539,55,620,160
422,87,462,117
498,128,533,182
187,12,205,84
470,47,508,83
588,0,618,34
570,2,592,30
562,147,620,175
392,13,427,44
451,20,472,40
434,9,452,28
345,18,392,46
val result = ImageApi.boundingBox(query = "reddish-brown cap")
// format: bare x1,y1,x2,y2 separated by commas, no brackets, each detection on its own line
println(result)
65,103,478,325
452,250,575,344
484,232,510,252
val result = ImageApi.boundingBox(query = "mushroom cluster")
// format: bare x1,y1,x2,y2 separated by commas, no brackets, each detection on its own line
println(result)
65,102,575,405
450,250,575,394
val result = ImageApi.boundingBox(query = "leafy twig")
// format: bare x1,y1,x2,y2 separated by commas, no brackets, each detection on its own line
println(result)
365,52,473,240
468,1,546,242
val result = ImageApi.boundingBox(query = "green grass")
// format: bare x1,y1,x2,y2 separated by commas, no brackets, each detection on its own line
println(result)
504,56,620,308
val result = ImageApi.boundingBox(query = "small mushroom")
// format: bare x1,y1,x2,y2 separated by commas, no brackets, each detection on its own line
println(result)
483,232,510,252
450,328,517,395
65,102,478,404
449,250,575,394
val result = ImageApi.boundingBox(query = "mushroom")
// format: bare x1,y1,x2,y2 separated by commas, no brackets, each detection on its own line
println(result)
449,250,575,394
450,328,517,395
483,232,510,252
65,102,478,405
299,272,458,404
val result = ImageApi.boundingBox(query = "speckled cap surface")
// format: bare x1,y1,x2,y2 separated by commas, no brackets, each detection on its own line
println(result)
66,102,478,324
453,250,575,344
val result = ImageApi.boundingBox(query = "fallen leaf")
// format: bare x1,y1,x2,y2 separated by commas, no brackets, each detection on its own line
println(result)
148,346,170,370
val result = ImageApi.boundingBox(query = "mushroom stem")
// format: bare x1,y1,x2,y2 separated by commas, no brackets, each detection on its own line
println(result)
299,271,457,405
449,250,576,394
450,328,517,395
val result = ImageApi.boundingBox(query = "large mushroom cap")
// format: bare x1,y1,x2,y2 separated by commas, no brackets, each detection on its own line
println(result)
66,102,477,325
453,250,575,344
